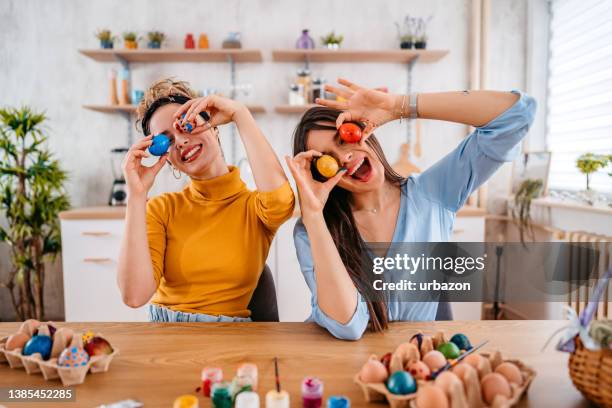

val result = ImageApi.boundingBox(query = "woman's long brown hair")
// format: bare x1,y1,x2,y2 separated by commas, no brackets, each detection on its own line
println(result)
292,107,406,332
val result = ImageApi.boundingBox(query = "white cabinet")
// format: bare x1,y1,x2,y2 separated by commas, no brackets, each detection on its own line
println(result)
60,218,148,322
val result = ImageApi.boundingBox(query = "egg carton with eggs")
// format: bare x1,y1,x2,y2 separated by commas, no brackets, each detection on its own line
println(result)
0,319,118,386
354,331,536,408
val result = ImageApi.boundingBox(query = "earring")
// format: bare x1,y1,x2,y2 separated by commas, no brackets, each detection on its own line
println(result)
170,163,182,179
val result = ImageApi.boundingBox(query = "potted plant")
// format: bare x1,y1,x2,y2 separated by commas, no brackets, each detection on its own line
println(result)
395,16,415,49
147,31,166,49
122,31,139,49
321,31,343,50
414,16,432,49
576,153,609,204
96,29,114,49
512,178,543,246
0,107,70,320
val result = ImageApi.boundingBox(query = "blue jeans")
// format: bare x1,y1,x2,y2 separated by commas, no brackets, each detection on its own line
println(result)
148,304,252,322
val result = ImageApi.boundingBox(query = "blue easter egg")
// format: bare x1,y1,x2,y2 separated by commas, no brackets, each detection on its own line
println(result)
22,335,53,360
386,371,417,395
450,333,472,350
149,134,171,156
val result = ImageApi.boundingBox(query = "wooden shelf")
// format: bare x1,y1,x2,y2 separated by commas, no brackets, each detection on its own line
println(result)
78,49,263,63
83,104,266,114
272,49,449,63
274,104,318,114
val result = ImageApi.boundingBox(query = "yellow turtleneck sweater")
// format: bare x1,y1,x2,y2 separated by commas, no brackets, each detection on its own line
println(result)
145,166,295,317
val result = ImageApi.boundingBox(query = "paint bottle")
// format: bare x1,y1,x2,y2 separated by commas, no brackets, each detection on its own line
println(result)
201,367,223,397
211,382,232,408
265,390,290,408
301,377,323,408
327,396,350,408
231,375,254,398
198,33,209,49
235,391,260,408
237,363,258,391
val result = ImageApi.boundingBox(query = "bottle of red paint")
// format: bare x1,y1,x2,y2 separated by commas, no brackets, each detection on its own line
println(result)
201,367,223,397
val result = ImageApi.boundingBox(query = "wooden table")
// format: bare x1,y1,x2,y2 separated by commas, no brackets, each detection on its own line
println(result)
0,321,588,408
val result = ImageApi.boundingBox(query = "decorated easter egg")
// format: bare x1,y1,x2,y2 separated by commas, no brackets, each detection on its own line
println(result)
437,342,461,360
315,155,339,179
386,371,417,395
149,134,171,156
359,357,388,383
406,360,431,380
449,333,472,351
422,350,447,371
495,362,523,385
22,335,53,360
84,335,114,356
5,332,30,351
338,122,362,143
481,372,512,405
415,384,449,408
58,346,90,367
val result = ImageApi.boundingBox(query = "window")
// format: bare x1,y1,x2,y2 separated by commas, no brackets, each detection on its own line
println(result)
546,0,612,193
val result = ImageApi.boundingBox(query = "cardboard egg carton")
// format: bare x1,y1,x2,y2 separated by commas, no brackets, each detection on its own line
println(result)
0,321,118,386
354,332,536,408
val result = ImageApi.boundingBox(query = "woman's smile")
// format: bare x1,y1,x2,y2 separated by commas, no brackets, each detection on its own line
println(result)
346,156,374,182
180,143,203,163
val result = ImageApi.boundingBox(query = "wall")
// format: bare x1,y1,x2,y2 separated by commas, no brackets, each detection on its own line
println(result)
0,0,529,320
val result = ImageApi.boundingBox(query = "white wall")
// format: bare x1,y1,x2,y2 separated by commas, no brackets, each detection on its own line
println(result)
0,0,530,320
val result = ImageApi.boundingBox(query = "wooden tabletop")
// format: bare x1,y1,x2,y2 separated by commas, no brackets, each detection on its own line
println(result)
0,321,587,408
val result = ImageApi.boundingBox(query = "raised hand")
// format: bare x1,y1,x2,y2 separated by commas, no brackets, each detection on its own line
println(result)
122,135,167,197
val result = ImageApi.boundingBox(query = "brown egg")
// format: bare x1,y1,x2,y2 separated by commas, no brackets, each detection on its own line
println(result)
359,358,388,383
423,350,447,371
407,360,431,380
452,362,471,379
495,362,523,385
416,384,449,408
5,332,29,351
481,372,512,405
463,353,483,368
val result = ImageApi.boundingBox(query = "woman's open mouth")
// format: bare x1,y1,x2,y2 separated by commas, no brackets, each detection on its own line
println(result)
346,157,373,182
181,144,203,163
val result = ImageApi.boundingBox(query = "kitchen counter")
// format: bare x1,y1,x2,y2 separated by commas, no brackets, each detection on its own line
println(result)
0,321,587,408
59,205,487,220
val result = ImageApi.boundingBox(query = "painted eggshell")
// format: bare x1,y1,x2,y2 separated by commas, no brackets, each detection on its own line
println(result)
449,333,472,350
58,346,90,368
380,352,392,372
437,342,461,360
422,350,447,371
495,362,523,385
6,332,30,351
386,371,417,395
415,384,449,408
84,336,114,356
22,335,53,360
481,372,512,405
359,358,388,383
406,360,431,380
149,134,171,156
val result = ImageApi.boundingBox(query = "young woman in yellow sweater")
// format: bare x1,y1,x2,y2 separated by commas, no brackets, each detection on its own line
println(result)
116,79,295,322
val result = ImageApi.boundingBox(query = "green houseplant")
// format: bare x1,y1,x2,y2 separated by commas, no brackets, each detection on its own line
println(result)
0,107,70,320
147,31,166,49
122,31,139,49
321,31,343,49
96,29,114,49
576,153,609,191
512,178,543,246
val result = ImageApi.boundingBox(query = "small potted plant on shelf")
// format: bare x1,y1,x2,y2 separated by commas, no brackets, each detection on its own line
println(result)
321,31,343,50
122,32,139,49
147,31,166,49
414,16,432,49
395,16,415,49
96,29,114,49
512,178,543,246
576,153,609,204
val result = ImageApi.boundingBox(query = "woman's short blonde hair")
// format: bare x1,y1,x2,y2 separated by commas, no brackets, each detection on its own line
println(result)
136,78,197,123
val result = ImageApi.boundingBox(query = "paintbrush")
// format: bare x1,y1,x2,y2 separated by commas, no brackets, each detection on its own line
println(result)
429,340,489,379
274,357,280,392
